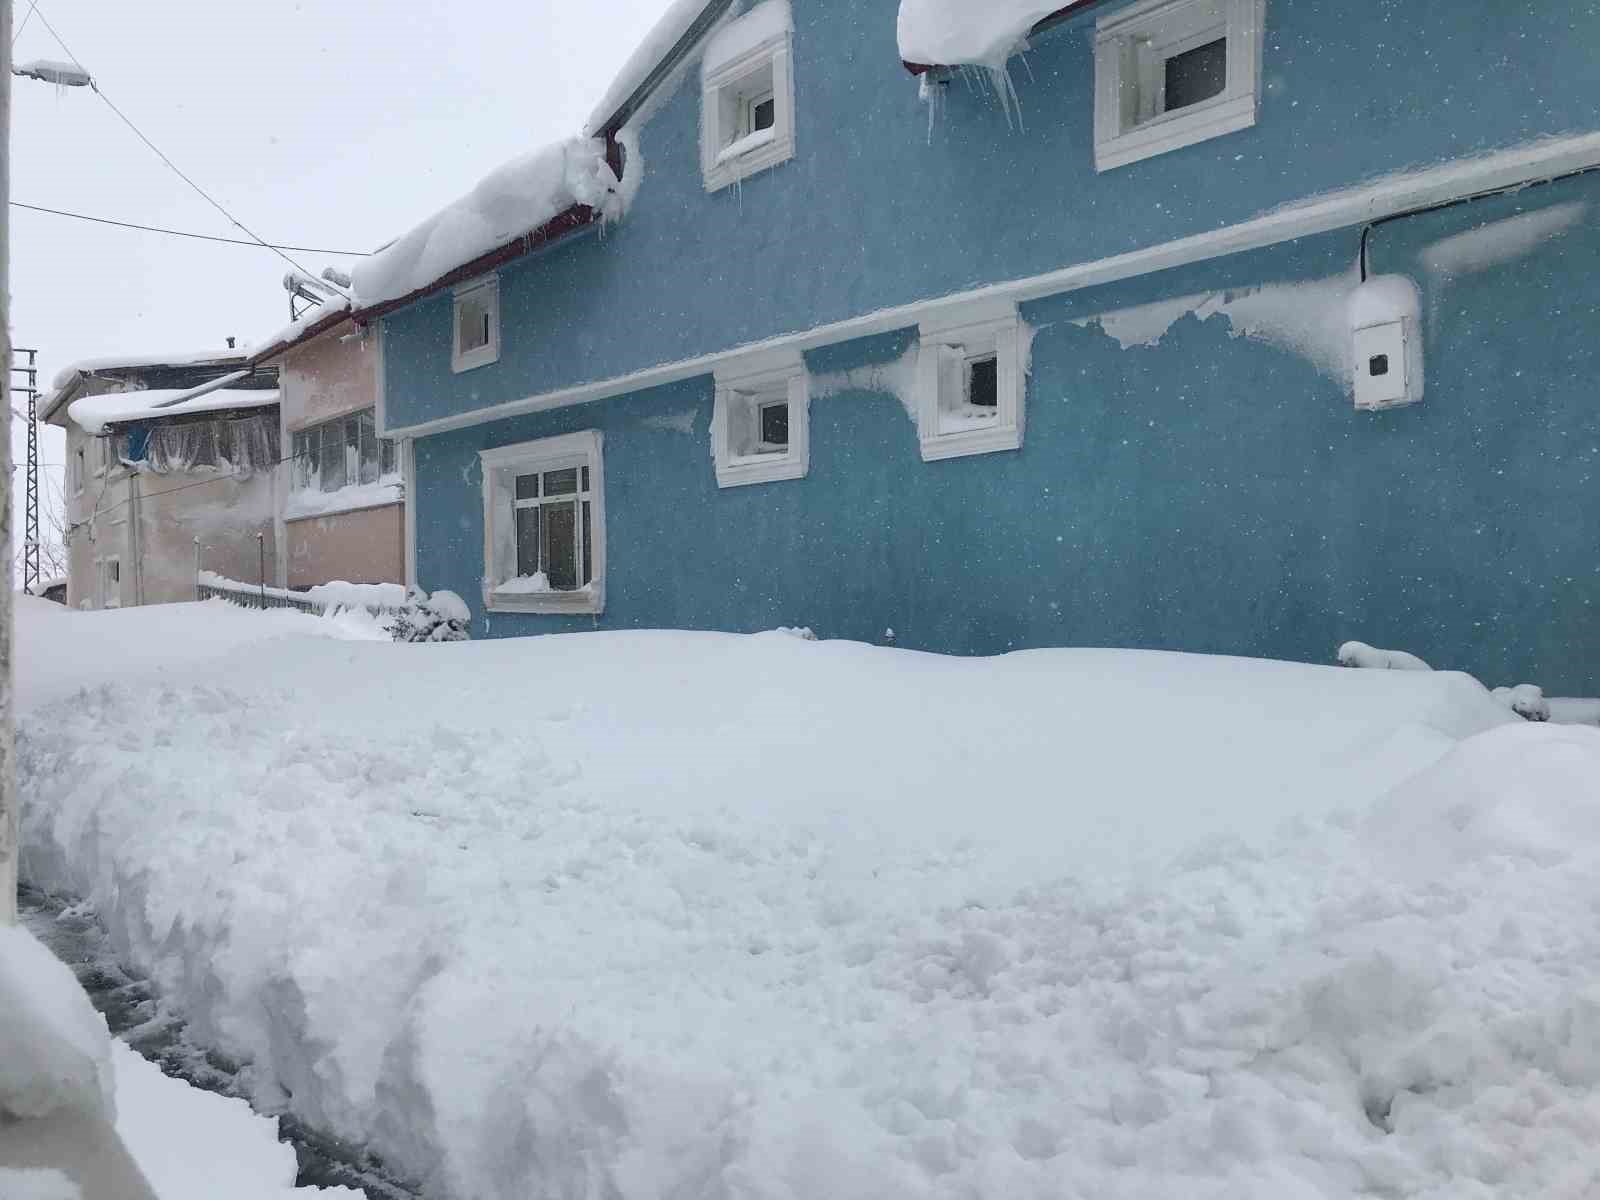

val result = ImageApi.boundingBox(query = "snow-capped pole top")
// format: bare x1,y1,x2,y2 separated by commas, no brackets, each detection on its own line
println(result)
898,0,1103,71
349,137,623,312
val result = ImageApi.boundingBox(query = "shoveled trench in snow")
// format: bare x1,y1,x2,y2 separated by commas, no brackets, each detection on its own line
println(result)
16,598,1600,1198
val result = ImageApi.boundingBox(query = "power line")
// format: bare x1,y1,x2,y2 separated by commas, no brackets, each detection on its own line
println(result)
27,2,354,298
12,201,371,256
12,1,39,46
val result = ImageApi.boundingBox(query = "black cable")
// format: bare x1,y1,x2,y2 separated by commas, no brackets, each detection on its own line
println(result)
12,202,371,256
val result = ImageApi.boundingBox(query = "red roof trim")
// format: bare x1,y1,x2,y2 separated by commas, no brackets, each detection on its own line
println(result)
351,203,604,327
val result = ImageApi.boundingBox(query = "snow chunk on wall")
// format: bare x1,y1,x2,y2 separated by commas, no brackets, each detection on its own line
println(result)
1421,201,1588,278
0,925,113,1123
351,138,622,308
1075,270,1360,381
898,0,1063,68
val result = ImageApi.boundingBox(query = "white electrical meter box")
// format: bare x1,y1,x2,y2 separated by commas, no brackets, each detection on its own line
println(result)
1347,275,1423,411
1353,319,1411,410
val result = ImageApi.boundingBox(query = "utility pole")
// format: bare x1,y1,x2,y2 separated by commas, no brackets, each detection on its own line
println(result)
11,347,40,594
2,0,16,932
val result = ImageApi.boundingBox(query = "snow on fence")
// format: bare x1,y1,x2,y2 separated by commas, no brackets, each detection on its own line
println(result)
196,571,407,616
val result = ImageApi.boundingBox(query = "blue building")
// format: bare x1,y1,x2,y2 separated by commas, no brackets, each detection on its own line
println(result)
361,0,1600,694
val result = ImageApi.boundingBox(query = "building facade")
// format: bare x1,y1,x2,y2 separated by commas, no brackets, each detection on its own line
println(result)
43,356,282,610
371,0,1600,694
255,309,404,591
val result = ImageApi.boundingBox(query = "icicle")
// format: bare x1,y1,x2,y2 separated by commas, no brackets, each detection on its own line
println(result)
918,73,948,143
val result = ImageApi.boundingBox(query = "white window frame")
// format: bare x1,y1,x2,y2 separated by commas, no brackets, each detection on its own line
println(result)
915,302,1028,462
1094,0,1265,173
452,275,501,374
711,350,810,488
479,430,605,615
701,8,796,192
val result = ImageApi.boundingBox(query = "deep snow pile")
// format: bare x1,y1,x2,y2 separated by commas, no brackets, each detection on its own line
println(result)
351,138,622,308
898,0,1065,69
17,600,1600,1198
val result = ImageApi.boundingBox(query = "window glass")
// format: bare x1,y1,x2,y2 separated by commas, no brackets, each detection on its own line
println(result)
1164,37,1227,112
582,500,592,585
320,422,347,491
358,410,380,485
458,290,491,353
759,401,789,448
543,467,579,496
515,473,539,501
751,93,776,133
967,356,999,408
380,435,397,478
543,502,578,590
516,506,541,578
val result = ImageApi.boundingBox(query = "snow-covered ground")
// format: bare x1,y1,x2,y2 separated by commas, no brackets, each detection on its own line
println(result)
15,596,1600,1198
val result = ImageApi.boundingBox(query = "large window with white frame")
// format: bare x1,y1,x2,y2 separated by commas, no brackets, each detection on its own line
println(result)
711,351,810,488
480,430,605,614
290,408,398,497
452,275,500,373
915,303,1028,462
1093,0,1265,172
700,1,796,192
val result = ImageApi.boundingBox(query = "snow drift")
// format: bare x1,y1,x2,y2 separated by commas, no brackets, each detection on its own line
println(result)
18,602,1600,1198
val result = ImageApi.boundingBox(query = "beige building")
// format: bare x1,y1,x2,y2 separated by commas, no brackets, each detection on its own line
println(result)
41,354,283,610
252,299,405,591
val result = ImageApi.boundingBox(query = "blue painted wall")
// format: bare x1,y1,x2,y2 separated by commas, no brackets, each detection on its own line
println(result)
412,176,1600,692
384,0,1600,429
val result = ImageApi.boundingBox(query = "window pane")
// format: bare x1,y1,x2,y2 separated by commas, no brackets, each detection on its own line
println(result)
345,416,361,484
582,500,592,585
967,356,999,408
292,431,313,489
515,505,540,579
515,473,539,500
543,501,578,590
458,294,489,353
753,95,776,132
380,436,397,478
759,402,789,448
581,465,590,493
359,410,379,485
1165,38,1227,112
543,467,579,496
320,422,346,491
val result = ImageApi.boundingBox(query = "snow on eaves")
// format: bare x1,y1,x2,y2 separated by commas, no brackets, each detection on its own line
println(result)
350,138,622,309
898,0,1066,68
250,297,354,362
48,349,249,392
583,0,722,135
68,388,279,435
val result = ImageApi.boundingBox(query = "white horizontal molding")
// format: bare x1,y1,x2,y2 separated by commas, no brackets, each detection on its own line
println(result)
383,132,1600,441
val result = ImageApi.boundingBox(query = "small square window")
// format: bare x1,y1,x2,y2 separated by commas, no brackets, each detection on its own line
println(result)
712,354,810,488
1094,0,1264,172
452,277,500,373
701,3,796,191
917,306,1027,462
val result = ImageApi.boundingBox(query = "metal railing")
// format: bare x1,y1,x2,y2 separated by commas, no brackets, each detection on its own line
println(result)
197,579,323,615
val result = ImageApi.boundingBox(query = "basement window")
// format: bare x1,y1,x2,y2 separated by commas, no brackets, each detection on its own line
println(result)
1094,0,1265,172
712,352,810,488
452,276,500,373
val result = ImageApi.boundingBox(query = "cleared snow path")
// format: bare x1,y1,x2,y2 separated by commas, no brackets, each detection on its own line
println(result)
16,598,1600,1198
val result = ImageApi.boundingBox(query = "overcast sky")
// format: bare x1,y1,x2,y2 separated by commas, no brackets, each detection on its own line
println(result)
9,0,673,580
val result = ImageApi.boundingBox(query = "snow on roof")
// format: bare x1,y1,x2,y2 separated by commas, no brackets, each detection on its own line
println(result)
68,387,279,435
898,0,1067,68
583,0,723,135
350,138,622,310
49,349,249,392
250,297,354,362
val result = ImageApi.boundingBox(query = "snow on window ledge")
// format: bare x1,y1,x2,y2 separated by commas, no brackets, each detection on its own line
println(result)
284,477,404,523
715,126,779,167
485,580,603,615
